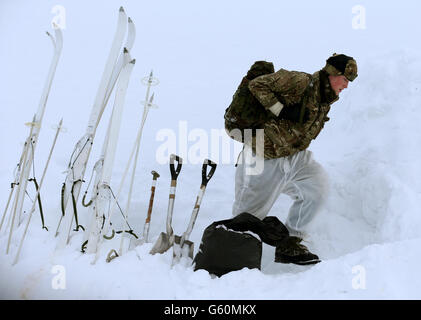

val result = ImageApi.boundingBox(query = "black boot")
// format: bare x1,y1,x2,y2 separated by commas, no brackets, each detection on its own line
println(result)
275,236,321,265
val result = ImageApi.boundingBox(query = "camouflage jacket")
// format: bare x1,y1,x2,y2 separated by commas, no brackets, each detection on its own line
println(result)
247,68,339,159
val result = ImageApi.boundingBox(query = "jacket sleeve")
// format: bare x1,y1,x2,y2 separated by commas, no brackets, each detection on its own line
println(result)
248,69,311,110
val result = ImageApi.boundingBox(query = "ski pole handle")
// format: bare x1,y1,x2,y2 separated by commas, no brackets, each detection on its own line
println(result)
201,159,217,186
169,154,183,181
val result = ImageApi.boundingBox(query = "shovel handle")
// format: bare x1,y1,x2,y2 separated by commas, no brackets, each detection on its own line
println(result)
179,159,217,246
201,159,217,186
169,154,183,181
145,186,156,223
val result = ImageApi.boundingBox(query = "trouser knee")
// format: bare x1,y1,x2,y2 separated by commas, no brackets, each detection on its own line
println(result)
286,173,329,231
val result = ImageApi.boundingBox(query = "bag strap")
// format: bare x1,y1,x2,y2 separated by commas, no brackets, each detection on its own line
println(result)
298,75,314,125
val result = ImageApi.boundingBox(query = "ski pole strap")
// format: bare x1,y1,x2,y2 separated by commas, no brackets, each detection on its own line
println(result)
201,159,217,187
169,154,182,181
81,161,97,208
106,249,119,263
69,135,91,168
126,229,139,239
81,240,88,253
81,191,93,207
103,229,115,240
71,179,85,232
60,183,66,217
101,215,106,230
29,178,48,231
102,222,136,241
108,186,134,231
116,229,139,239
103,229,138,241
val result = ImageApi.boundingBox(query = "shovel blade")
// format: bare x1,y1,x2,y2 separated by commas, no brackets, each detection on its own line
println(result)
129,236,146,250
150,232,173,255
172,235,194,265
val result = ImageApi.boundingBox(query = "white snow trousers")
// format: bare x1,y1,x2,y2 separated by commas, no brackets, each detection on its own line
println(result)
232,146,329,236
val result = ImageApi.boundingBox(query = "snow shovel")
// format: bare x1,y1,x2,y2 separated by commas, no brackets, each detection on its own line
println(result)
129,170,160,249
150,154,182,255
172,159,217,265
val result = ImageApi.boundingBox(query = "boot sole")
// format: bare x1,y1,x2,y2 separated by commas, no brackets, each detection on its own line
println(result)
275,256,321,265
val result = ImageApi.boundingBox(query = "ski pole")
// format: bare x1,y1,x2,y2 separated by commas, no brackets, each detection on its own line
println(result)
142,170,160,243
13,119,63,264
122,71,158,231
118,76,158,255
0,186,15,234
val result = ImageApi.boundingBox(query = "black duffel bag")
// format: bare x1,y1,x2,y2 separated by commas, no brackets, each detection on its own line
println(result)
193,212,289,277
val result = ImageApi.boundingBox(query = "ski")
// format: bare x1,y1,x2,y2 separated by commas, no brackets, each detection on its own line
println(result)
94,72,159,260
0,115,36,235
85,56,136,262
13,119,64,265
81,19,137,249
55,7,131,249
5,25,63,255
81,48,131,249
104,17,136,107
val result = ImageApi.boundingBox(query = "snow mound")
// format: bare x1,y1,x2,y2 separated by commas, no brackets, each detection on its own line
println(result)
1,51,421,299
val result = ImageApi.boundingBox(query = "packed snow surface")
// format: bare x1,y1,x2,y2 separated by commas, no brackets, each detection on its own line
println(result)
1,0,421,299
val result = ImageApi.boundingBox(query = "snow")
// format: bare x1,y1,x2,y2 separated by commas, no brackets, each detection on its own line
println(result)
1,0,421,299
215,224,262,242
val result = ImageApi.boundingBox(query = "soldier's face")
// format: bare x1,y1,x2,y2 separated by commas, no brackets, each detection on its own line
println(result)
328,75,349,95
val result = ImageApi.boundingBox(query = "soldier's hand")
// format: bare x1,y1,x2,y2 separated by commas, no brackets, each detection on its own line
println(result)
278,104,309,123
